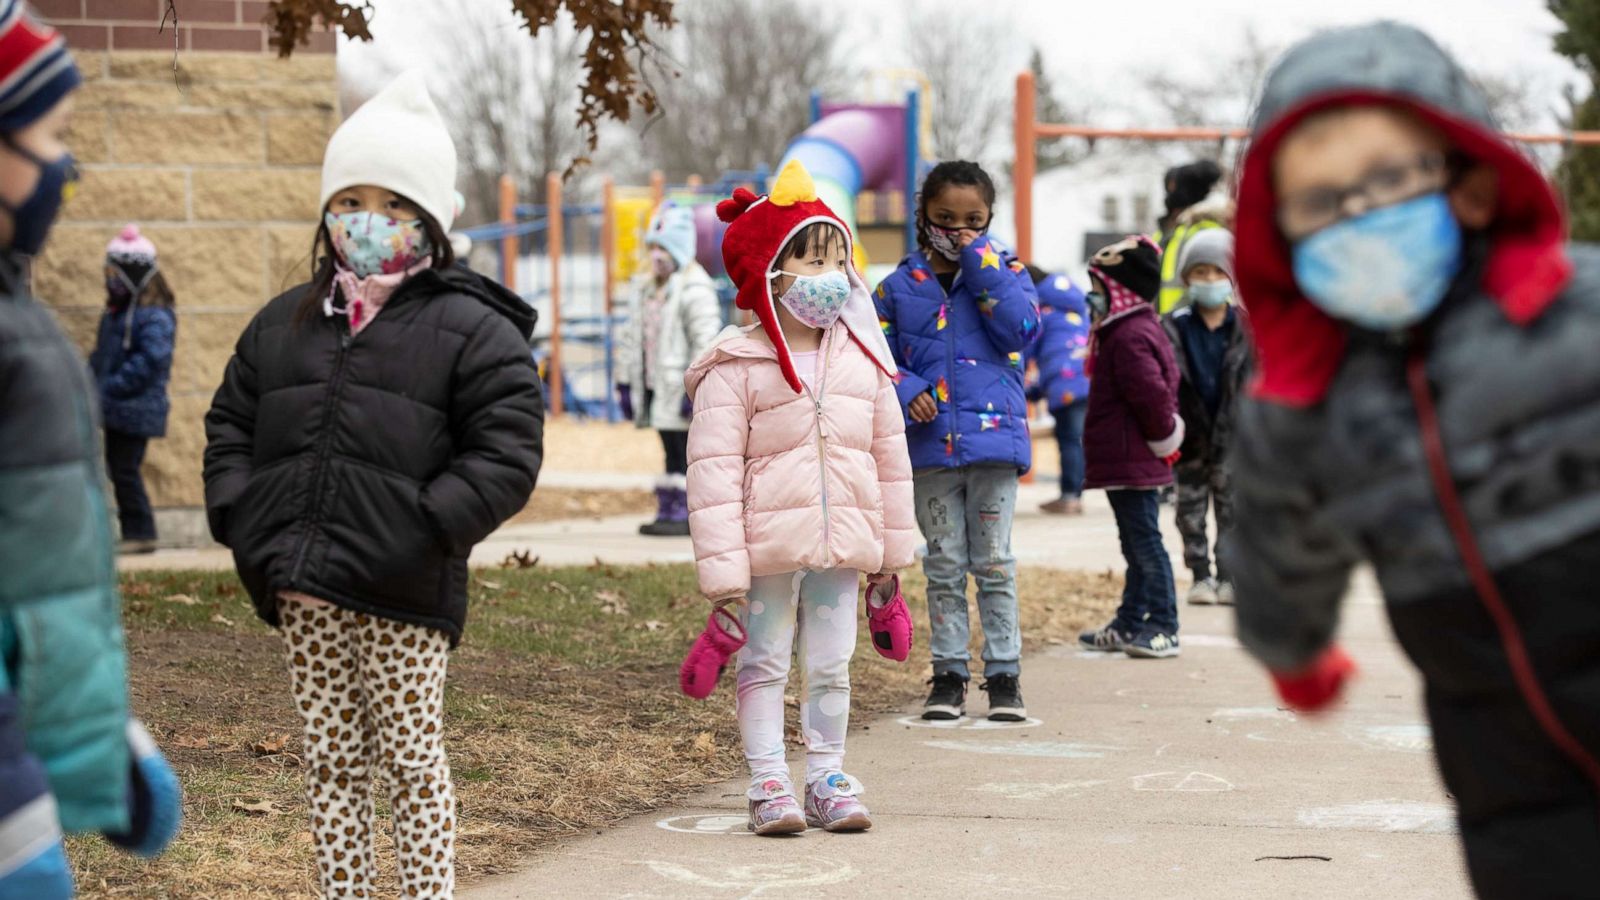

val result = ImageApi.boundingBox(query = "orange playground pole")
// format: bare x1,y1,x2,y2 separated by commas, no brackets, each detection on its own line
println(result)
546,172,564,417
1013,71,1037,264
601,176,616,315
649,169,665,211
498,174,517,293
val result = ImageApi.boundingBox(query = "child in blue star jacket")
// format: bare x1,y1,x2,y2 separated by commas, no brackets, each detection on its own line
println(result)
873,160,1040,722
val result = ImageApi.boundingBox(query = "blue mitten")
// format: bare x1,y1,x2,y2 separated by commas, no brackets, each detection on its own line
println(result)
0,692,72,900
102,720,181,858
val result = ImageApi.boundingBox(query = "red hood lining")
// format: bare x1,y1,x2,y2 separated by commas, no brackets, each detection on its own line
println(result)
1238,90,1573,407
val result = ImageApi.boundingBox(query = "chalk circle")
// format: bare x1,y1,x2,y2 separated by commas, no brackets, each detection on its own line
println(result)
656,814,752,836
896,715,1043,730
1352,723,1432,754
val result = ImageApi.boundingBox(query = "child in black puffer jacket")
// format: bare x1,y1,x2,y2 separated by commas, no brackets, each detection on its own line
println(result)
204,72,543,899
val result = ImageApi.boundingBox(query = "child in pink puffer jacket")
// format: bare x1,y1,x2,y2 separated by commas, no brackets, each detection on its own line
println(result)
685,161,915,835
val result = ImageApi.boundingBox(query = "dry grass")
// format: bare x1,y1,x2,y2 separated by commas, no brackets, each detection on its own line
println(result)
73,564,1118,898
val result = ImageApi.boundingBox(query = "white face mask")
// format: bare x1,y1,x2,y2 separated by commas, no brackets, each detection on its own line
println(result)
770,269,851,329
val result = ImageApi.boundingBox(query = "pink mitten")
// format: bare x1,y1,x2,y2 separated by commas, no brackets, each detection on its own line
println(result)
679,607,747,699
866,575,913,662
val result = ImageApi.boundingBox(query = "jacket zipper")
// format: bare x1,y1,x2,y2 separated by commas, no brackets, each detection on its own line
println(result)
803,329,833,567
941,273,960,462
289,328,354,585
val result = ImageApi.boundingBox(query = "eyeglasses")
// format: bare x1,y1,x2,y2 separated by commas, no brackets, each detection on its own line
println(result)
1277,152,1450,240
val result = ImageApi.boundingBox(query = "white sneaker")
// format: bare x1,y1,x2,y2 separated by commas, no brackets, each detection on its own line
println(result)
1216,581,1236,606
1186,577,1219,605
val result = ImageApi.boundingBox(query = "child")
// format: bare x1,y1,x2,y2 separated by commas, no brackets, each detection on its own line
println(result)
1225,21,1600,896
874,161,1039,721
1075,236,1185,658
1024,265,1091,515
203,72,544,898
0,6,181,895
617,202,722,536
1160,228,1252,605
89,224,176,555
685,160,914,835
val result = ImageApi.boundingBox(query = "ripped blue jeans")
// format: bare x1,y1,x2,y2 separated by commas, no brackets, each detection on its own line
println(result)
913,465,1021,680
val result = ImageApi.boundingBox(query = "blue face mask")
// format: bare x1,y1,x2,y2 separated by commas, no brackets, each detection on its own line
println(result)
1291,191,1463,332
1188,280,1232,309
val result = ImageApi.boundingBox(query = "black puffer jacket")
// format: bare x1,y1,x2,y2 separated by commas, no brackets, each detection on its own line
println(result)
1161,305,1252,467
203,266,543,645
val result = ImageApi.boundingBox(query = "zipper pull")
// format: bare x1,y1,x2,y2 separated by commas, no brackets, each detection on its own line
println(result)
341,334,352,349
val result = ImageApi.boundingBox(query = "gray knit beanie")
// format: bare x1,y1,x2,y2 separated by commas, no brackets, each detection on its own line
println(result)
1178,227,1235,283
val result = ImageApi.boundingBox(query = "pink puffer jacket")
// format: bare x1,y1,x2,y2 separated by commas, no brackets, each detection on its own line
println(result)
684,324,917,600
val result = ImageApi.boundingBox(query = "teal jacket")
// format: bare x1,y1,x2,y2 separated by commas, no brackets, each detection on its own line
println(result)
0,253,131,834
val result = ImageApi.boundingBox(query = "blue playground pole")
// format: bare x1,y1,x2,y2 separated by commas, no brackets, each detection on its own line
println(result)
905,88,920,255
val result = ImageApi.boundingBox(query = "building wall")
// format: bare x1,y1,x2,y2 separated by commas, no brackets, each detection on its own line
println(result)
36,0,338,509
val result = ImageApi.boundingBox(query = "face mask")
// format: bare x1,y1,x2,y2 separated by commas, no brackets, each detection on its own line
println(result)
1292,191,1463,332
0,137,77,257
649,247,677,280
1085,291,1109,320
325,211,434,279
924,221,986,262
1188,280,1233,309
107,274,132,303
772,269,851,329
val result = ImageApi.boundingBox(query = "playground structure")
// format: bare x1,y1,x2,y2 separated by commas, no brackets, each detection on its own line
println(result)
463,80,931,420
1011,70,1600,268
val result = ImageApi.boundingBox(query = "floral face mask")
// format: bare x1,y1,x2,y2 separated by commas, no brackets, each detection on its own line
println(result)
325,210,433,278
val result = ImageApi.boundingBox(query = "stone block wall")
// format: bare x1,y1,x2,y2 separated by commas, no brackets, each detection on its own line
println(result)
36,0,338,509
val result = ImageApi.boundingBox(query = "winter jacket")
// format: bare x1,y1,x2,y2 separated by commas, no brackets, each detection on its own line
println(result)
684,323,916,601
203,265,544,646
874,242,1040,472
1082,305,1182,490
1025,273,1091,411
1222,19,1593,673
88,299,175,438
617,261,722,431
1161,304,1252,466
0,253,131,834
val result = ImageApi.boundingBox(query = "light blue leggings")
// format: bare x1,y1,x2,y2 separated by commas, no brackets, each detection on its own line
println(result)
736,568,859,799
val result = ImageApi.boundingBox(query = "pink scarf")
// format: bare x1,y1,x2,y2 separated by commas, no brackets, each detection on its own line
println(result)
328,261,430,335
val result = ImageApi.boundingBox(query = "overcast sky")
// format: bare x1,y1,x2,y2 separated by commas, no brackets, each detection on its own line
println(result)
342,0,1583,131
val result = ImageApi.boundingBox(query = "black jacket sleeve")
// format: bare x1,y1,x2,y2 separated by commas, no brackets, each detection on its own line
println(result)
202,313,262,546
419,311,544,554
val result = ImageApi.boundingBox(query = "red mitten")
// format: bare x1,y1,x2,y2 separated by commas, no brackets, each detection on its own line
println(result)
679,607,747,700
1162,450,1182,467
1270,645,1357,712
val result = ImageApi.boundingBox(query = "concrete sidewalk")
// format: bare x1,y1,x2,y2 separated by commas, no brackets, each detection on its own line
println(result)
465,592,1465,899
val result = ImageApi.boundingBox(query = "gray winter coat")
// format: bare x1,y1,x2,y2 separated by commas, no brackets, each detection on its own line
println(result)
617,262,721,431
1222,21,1591,673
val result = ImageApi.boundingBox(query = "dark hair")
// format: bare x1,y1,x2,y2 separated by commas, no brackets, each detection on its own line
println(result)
139,270,175,308
1023,263,1048,285
292,207,455,326
775,220,848,267
915,160,997,252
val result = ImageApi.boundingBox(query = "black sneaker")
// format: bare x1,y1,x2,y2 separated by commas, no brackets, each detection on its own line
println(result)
981,674,1026,721
1124,630,1181,659
921,673,967,720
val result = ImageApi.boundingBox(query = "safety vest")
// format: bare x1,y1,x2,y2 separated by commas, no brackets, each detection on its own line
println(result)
1156,218,1221,315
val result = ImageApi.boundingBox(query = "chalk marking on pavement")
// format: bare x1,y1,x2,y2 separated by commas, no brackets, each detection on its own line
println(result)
968,780,1108,800
1180,633,1242,648
1130,771,1235,792
1295,800,1456,834
1212,707,1296,721
655,814,752,836
1350,723,1432,754
923,739,1121,759
896,715,1043,730
635,860,858,898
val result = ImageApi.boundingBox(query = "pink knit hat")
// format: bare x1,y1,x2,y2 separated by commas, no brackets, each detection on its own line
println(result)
106,224,156,264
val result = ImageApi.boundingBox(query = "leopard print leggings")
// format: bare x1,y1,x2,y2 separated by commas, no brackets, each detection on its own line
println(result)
279,594,455,899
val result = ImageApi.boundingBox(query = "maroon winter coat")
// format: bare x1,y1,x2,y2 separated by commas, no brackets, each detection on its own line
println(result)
1083,306,1182,490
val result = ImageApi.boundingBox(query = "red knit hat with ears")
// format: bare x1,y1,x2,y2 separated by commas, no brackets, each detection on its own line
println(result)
717,160,896,393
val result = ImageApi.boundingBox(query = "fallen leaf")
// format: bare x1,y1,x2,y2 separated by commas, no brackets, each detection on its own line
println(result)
232,798,282,817
210,613,236,626
164,594,200,606
251,734,292,756
595,590,628,615
691,732,716,759
640,620,664,632
499,550,539,569
476,578,504,591
546,581,571,596
174,735,211,750
128,600,151,614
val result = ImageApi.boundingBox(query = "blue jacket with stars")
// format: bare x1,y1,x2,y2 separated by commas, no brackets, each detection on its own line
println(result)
873,240,1040,473
1025,272,1091,411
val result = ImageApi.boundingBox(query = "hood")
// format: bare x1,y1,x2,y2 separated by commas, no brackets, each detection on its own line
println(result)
421,264,539,341
1237,20,1571,407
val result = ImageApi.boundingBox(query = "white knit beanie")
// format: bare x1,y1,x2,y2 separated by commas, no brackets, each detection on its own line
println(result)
320,71,458,232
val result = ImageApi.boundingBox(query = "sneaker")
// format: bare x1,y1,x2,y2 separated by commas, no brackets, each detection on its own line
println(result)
1186,577,1219,606
921,672,967,720
1216,581,1236,606
1040,496,1084,515
981,674,1026,721
116,538,157,555
804,774,872,832
1078,622,1133,652
1124,630,1181,659
746,781,806,835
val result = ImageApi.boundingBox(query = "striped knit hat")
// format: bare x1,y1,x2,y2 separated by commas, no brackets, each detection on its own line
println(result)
0,0,80,132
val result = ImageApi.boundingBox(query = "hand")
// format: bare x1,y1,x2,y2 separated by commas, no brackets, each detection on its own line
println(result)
1270,645,1357,713
865,572,894,587
713,595,748,609
680,394,693,419
957,229,981,249
908,391,938,423
617,384,635,421
1162,450,1182,467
